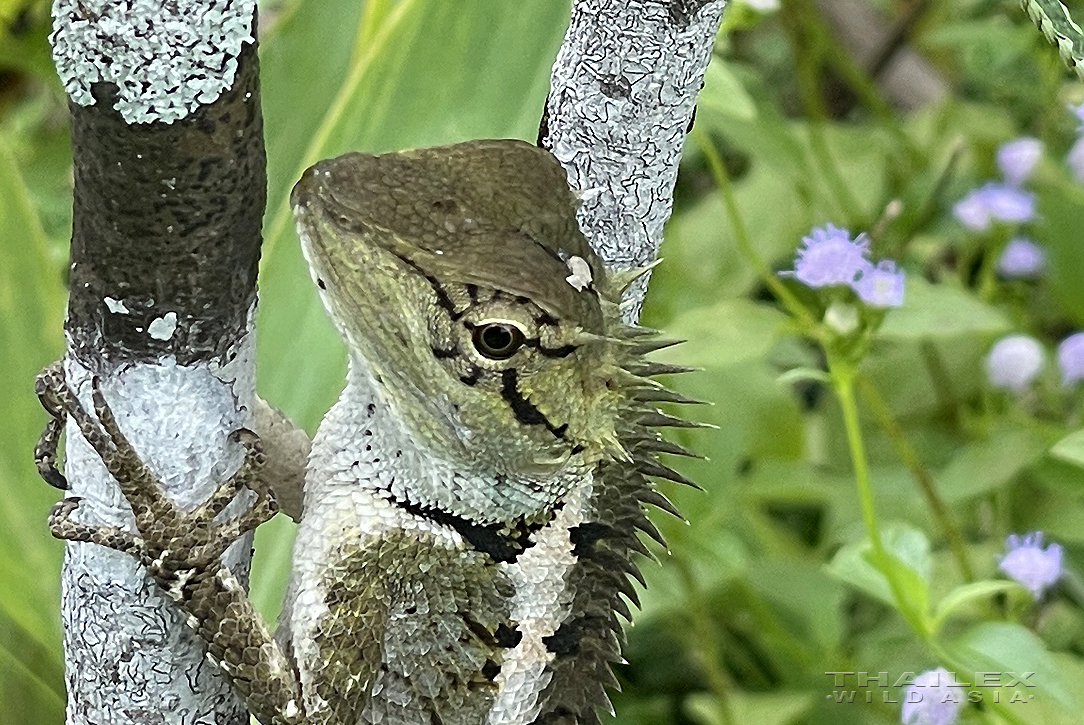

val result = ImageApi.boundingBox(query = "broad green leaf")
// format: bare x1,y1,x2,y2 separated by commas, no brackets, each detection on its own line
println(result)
660,299,788,368
1020,0,1084,80
0,133,65,720
685,691,816,725
827,523,931,627
946,621,1078,710
698,56,756,123
936,427,1051,501
877,277,1012,340
1037,181,1084,326
1050,429,1084,470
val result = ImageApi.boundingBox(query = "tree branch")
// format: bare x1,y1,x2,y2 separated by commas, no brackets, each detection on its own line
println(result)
540,0,726,313
49,1,265,722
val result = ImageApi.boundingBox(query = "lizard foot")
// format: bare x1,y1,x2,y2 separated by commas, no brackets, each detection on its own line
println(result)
34,362,278,589
35,361,69,490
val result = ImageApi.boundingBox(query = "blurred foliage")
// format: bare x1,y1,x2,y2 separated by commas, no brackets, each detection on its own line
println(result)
3,0,1084,724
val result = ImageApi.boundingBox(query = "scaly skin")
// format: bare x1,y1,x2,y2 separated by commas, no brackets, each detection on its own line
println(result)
38,139,698,725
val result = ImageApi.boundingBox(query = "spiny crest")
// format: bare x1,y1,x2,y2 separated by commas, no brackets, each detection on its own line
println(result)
527,263,707,724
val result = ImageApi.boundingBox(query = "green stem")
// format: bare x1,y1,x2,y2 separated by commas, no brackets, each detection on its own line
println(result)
789,0,895,123
856,373,975,582
832,362,885,556
673,557,736,725
829,356,930,639
692,128,820,332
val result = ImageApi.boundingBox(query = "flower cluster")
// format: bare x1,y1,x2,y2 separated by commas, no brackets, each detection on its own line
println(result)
998,532,1063,598
900,668,963,725
985,331,1084,390
995,237,1045,278
783,224,905,308
953,137,1040,233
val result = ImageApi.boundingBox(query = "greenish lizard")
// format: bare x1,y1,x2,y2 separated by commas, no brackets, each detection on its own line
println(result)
36,138,698,725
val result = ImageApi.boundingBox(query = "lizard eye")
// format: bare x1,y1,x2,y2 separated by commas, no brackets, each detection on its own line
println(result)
472,322,526,360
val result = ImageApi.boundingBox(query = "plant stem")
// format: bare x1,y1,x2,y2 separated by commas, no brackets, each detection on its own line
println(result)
829,355,930,639
832,361,885,557
673,557,736,725
856,372,975,582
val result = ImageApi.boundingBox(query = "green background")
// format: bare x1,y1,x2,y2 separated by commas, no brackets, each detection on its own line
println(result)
4,0,1084,723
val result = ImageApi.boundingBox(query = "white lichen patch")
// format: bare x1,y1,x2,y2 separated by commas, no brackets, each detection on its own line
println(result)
103,296,129,314
50,0,256,124
148,311,178,340
564,256,593,291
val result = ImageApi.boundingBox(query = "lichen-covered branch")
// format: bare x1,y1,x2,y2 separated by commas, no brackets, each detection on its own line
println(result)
49,1,266,722
540,0,727,313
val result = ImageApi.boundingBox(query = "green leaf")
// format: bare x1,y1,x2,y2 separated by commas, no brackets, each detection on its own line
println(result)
659,299,788,369
932,580,1021,633
1020,0,1084,80
0,133,65,719
946,621,1079,710
936,427,1051,501
1050,429,1084,470
827,523,931,626
685,691,816,725
877,277,1012,340
698,56,757,123
1036,181,1084,326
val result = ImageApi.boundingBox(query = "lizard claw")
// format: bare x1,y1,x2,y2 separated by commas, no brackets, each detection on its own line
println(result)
35,362,69,490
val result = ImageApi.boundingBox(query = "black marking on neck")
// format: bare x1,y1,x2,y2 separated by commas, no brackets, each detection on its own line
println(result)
500,369,567,439
494,623,523,648
382,487,549,564
431,346,458,359
542,615,606,657
466,284,479,303
568,522,611,557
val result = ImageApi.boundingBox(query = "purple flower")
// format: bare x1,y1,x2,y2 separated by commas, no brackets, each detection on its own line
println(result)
997,137,1043,186
985,334,1045,391
953,183,1036,232
1067,136,1084,183
901,668,963,725
952,193,991,231
784,224,870,287
853,260,905,308
1057,332,1084,386
996,238,1046,279
999,532,1063,598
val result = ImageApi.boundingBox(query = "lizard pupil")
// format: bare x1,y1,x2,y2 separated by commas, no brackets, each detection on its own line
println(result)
473,323,525,360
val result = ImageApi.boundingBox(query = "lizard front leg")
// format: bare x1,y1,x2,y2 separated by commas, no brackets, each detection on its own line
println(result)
35,362,305,725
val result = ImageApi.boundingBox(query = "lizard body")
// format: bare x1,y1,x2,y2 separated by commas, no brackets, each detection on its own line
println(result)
38,139,697,724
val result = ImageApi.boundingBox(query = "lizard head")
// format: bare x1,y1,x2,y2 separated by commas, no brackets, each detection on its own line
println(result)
291,140,631,519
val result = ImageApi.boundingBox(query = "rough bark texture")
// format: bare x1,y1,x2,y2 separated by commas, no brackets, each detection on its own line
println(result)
51,3,266,723
540,0,727,312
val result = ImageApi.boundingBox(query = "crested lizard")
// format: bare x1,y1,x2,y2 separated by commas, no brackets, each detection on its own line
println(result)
36,138,700,724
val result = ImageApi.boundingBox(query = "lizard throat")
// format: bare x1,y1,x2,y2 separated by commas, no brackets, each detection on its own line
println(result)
304,358,579,529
